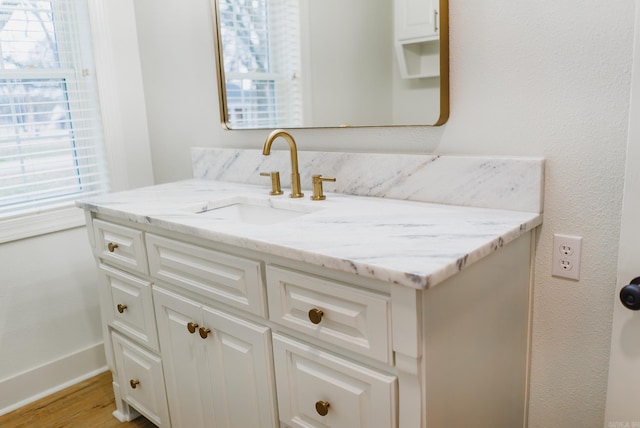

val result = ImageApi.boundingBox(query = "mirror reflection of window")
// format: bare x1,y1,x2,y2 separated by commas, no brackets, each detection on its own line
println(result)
219,0,302,128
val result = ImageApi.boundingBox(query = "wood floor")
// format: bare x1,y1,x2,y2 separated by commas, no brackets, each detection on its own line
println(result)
0,371,157,428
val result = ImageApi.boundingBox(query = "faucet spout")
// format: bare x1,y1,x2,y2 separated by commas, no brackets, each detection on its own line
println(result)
262,129,304,198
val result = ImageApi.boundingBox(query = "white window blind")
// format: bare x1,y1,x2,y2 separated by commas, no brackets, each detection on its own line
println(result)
0,0,108,218
219,0,302,128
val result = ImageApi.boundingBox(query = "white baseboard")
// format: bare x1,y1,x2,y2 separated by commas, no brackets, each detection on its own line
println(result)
0,342,108,416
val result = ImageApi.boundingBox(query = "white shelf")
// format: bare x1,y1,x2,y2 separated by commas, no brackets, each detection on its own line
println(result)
395,39,440,79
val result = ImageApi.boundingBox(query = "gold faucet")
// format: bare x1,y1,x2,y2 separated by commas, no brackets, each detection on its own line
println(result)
262,129,304,198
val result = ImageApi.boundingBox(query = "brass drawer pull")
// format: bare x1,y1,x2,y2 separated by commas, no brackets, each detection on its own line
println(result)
107,242,119,252
187,322,199,334
117,304,127,314
129,379,140,389
199,327,211,339
308,308,324,324
315,400,330,416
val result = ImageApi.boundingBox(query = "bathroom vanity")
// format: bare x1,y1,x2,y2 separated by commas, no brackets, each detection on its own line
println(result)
78,150,544,428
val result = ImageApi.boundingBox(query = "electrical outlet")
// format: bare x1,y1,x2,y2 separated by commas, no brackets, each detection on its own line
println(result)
552,234,582,280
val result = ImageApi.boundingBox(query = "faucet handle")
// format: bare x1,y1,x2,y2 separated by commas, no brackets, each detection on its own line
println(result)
260,171,284,195
311,175,336,201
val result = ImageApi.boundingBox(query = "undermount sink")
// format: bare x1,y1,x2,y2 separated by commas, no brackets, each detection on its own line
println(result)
189,196,323,225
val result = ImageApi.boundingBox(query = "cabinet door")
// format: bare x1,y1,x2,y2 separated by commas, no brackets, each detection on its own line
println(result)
395,0,439,41
153,287,213,428
201,306,279,428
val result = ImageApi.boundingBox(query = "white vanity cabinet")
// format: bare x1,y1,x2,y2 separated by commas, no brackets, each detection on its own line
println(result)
87,212,534,428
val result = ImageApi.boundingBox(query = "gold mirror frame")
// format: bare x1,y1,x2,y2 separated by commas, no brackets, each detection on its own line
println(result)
211,0,449,129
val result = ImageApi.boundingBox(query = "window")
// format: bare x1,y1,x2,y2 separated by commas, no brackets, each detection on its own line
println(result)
0,0,108,222
219,0,302,128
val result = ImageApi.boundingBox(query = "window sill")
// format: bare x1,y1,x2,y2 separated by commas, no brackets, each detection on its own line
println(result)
0,206,87,244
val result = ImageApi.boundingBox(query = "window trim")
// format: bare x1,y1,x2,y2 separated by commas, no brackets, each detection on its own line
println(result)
0,205,85,243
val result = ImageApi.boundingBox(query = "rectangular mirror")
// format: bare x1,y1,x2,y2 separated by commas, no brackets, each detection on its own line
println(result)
212,0,448,129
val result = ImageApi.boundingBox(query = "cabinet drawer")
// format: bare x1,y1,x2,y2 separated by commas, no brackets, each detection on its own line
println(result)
146,234,267,317
266,265,392,363
111,332,170,427
94,220,148,275
273,334,397,428
100,264,158,351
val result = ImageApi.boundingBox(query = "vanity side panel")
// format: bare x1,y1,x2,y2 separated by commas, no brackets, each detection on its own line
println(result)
421,233,532,428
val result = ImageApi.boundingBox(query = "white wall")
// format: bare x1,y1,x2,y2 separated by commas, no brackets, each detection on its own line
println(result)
132,0,220,184
0,228,101,380
302,0,393,126
0,227,105,413
132,0,635,426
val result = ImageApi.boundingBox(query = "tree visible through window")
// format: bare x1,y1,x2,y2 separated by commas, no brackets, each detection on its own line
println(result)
0,0,107,217
219,0,302,128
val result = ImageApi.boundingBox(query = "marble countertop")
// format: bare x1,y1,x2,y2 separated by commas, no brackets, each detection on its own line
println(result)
77,179,542,290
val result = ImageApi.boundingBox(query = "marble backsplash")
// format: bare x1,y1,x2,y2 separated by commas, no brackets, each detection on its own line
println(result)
192,148,545,213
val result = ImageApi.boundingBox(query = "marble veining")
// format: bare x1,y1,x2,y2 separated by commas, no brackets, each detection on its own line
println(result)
77,179,542,290
192,148,545,213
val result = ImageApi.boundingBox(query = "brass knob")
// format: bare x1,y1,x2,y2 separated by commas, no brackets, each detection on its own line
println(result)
187,322,199,334
129,379,140,389
308,308,324,324
199,327,211,339
315,400,330,416
107,242,118,252
117,304,127,314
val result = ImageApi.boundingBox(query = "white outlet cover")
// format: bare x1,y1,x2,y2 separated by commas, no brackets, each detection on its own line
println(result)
552,234,582,280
